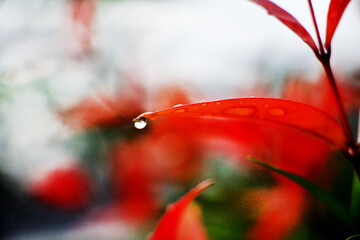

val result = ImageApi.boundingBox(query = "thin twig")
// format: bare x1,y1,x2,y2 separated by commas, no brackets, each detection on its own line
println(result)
307,0,325,55
321,60,357,150
308,0,358,163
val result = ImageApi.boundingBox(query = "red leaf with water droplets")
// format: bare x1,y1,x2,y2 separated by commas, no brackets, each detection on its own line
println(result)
148,179,213,240
250,0,318,53
325,0,351,49
134,98,346,150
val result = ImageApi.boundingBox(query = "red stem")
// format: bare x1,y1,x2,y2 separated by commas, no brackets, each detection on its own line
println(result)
321,59,357,150
321,58,360,181
307,0,359,178
307,0,325,55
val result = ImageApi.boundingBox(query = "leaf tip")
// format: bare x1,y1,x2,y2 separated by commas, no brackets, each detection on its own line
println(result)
197,179,215,191
133,111,158,122
247,155,260,163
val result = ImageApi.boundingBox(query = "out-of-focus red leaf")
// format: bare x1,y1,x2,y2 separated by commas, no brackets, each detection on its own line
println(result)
282,73,360,118
250,0,318,53
325,0,351,49
111,142,159,223
70,0,96,54
134,98,346,150
246,182,304,240
29,167,93,210
152,86,191,110
148,179,213,240
282,76,336,117
62,92,143,129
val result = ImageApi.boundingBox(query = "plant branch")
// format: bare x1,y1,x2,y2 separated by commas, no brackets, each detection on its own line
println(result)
321,59,360,182
307,0,325,55
321,60,356,149
308,0,355,151
307,0,359,179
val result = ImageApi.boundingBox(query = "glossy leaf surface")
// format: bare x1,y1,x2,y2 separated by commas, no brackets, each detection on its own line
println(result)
248,156,355,228
250,0,318,53
134,98,346,149
148,179,213,240
325,0,351,49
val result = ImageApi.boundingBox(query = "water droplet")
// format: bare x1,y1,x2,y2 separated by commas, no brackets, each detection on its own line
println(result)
173,104,184,107
268,107,286,117
134,117,147,129
222,106,256,116
215,102,221,106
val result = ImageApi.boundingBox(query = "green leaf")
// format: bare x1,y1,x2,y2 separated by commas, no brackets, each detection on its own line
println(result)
248,156,356,228
351,173,360,217
346,233,360,240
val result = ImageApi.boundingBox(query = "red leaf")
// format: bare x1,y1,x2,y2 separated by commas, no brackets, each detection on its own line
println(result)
134,98,346,150
250,0,318,53
148,179,213,240
246,182,304,240
177,204,209,240
29,167,93,210
61,93,143,129
70,0,96,54
325,0,351,49
111,142,159,223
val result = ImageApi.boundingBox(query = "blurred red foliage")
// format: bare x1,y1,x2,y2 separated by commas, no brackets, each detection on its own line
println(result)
61,87,144,129
282,74,360,118
70,0,97,54
59,75,358,238
110,141,160,223
246,182,305,240
29,167,93,210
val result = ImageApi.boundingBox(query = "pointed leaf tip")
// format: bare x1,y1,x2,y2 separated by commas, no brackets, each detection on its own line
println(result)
148,179,213,240
325,0,351,49
249,0,318,53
